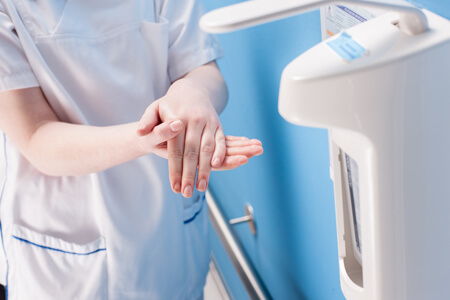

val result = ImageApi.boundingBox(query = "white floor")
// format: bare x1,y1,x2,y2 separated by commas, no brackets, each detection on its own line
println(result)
204,260,230,300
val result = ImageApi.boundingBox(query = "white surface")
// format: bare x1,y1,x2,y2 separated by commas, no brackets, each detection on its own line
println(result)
204,260,230,300
279,8,450,300
201,1,450,298
278,10,450,126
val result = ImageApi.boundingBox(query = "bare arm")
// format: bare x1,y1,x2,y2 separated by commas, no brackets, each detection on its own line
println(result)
0,87,183,176
0,85,262,178
181,61,228,115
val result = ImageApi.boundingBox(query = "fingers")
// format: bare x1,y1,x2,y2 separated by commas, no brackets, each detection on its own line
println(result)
226,138,262,147
137,101,160,136
149,120,183,146
226,144,263,158
212,155,249,171
167,130,263,196
211,136,263,171
196,125,216,192
225,136,248,141
181,122,203,198
211,127,226,168
168,131,185,194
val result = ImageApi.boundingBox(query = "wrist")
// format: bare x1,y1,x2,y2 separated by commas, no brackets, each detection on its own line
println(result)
129,122,152,157
168,77,210,101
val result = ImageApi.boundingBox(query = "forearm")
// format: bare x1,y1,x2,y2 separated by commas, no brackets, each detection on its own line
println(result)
26,121,146,176
0,87,183,177
24,63,227,179
172,62,228,115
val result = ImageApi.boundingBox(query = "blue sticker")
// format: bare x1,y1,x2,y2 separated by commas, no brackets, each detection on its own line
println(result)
327,32,367,62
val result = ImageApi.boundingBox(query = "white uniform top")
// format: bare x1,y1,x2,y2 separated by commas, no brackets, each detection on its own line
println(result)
0,0,222,299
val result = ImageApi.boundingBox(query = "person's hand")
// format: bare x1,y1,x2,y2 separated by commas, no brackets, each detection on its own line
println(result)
136,100,186,156
138,129,263,170
137,61,263,198
137,89,263,197
212,136,263,171
137,81,224,198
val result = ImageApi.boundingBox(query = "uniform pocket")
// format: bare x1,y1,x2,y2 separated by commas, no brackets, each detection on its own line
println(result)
7,225,107,300
183,192,206,224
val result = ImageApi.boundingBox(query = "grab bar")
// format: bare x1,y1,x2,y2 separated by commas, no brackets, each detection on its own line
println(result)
206,190,271,300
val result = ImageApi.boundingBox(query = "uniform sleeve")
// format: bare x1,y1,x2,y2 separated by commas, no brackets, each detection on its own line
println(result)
0,4,39,91
160,0,224,82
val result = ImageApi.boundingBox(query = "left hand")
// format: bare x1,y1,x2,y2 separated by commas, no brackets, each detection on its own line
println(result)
138,130,263,171
164,78,223,198
138,78,226,198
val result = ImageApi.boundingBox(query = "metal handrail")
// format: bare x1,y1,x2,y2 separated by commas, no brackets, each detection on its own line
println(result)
206,190,271,300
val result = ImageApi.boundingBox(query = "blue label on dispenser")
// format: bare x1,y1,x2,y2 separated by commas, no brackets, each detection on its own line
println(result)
327,32,367,61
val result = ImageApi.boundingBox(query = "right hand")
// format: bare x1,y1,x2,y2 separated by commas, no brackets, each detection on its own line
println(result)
138,82,225,198
136,102,264,186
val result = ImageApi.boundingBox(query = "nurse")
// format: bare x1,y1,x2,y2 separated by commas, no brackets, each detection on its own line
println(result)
0,0,262,299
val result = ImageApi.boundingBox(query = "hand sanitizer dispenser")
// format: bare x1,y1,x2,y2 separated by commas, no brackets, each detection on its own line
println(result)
201,1,450,299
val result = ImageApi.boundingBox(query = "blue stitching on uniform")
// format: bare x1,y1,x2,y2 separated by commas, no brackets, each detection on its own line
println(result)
0,134,9,299
12,236,106,256
183,195,205,224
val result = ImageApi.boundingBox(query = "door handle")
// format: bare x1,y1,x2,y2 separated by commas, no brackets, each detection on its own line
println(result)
229,203,257,236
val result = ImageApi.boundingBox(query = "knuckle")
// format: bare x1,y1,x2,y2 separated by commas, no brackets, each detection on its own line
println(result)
169,174,181,182
158,131,167,141
184,150,199,161
215,135,225,143
168,149,184,160
154,128,166,140
183,173,196,181
201,144,215,154
197,169,211,178
191,116,203,125
208,117,219,125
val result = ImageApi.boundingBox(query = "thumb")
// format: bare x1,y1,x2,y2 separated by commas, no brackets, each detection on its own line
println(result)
137,101,160,136
150,120,184,145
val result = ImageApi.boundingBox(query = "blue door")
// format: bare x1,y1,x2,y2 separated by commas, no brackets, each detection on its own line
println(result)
203,1,450,299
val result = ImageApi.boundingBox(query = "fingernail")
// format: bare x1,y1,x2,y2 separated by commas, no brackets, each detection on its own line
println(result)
174,182,181,193
137,122,145,131
198,179,207,191
184,185,193,198
170,120,182,132
212,157,220,167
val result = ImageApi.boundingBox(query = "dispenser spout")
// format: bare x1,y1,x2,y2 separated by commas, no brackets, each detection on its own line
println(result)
200,0,428,36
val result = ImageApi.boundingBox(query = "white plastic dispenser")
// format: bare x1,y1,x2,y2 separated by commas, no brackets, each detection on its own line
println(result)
201,1,450,299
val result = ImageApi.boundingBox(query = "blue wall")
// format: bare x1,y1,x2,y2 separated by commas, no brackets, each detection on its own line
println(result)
205,1,450,299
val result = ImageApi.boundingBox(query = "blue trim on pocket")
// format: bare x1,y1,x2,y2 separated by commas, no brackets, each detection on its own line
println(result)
12,236,106,256
184,195,205,225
